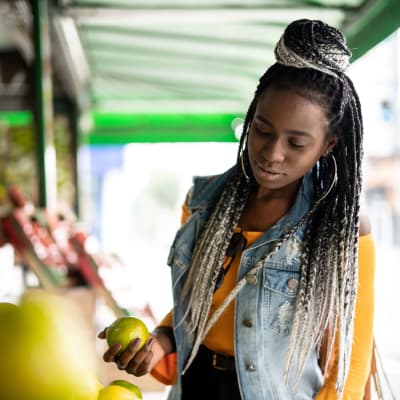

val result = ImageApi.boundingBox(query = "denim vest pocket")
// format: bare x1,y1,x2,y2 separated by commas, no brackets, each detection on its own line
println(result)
262,237,302,336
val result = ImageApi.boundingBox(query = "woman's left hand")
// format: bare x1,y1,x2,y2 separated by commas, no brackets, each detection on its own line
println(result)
98,328,166,377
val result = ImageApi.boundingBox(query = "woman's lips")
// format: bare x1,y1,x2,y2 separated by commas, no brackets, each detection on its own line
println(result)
255,160,283,176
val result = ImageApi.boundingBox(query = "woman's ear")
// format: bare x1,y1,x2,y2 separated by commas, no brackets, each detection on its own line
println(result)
323,134,338,157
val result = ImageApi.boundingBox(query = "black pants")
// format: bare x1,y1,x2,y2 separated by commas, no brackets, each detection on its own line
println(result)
181,346,242,400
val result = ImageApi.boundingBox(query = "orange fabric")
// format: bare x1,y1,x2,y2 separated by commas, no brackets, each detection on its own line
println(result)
158,311,173,327
180,202,191,225
315,233,375,399
150,352,178,385
150,204,188,385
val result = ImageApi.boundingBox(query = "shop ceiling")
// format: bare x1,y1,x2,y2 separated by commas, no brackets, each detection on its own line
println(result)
54,0,400,115
1,0,400,142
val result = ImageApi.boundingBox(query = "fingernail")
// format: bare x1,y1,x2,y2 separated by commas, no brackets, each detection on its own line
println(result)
146,337,155,349
129,338,140,350
114,343,122,352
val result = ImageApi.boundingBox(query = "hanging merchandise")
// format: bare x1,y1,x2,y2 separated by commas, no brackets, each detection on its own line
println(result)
0,185,128,317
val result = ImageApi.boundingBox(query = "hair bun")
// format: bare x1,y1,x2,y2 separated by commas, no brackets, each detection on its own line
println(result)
275,19,351,76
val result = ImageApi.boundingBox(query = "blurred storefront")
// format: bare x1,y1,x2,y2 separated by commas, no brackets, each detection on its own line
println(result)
349,30,400,397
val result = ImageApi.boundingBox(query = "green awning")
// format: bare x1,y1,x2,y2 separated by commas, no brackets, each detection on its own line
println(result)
4,0,400,143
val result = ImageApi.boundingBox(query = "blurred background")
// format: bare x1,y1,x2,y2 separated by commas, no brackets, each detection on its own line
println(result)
0,1,399,398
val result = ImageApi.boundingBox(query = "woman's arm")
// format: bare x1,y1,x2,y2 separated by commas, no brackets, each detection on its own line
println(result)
150,311,178,385
99,194,192,384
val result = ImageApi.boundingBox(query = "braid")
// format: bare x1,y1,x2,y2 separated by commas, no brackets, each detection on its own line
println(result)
179,168,250,344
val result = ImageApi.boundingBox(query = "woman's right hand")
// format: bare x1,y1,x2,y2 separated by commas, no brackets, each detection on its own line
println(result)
98,327,174,377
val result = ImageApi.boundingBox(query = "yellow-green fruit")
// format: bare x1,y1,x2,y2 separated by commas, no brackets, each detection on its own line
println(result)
0,290,97,400
98,385,140,400
110,380,142,399
75,372,103,400
0,302,17,315
106,316,150,353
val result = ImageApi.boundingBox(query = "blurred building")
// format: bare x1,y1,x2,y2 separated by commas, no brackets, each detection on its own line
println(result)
350,31,400,247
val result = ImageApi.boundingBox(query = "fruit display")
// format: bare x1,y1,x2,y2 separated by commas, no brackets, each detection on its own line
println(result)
106,316,150,353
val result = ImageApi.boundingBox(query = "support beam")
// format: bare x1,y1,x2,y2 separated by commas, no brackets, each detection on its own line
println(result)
32,0,57,209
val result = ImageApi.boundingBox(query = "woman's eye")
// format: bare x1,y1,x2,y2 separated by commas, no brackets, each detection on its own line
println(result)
289,141,305,149
255,126,271,136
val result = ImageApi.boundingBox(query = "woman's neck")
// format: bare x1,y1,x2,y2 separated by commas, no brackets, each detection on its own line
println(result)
238,179,301,232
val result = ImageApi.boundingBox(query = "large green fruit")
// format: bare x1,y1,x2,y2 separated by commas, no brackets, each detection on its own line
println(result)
106,316,150,354
75,372,103,400
0,302,17,315
0,290,97,400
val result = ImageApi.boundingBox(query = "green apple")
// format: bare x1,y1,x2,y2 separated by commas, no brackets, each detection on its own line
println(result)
98,385,139,400
0,290,97,400
110,380,142,399
106,316,150,354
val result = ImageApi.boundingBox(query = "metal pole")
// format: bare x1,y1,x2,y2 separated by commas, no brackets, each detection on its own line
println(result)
32,0,57,210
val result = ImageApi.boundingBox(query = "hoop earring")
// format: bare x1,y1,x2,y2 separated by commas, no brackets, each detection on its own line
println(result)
316,154,338,204
240,151,250,182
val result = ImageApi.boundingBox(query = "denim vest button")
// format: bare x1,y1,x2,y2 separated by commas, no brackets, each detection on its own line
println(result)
246,363,256,372
246,274,257,285
287,278,299,290
243,319,253,328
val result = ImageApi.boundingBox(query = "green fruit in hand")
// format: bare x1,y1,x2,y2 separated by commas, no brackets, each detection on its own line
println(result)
106,316,150,353
111,380,142,399
98,385,139,400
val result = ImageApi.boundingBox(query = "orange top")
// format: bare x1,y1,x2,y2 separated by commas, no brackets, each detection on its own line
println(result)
315,233,375,399
151,204,375,399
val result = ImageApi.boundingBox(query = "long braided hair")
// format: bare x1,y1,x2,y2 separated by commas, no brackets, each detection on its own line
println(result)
180,19,363,398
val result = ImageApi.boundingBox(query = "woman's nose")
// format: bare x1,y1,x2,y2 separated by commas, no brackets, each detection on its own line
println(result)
262,139,285,163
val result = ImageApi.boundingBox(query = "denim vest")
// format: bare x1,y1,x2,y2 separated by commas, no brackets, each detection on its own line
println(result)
166,167,323,400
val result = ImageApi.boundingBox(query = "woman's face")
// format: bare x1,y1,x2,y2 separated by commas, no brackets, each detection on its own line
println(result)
247,87,337,196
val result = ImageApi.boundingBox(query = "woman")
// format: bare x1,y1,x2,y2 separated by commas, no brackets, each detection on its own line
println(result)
100,19,375,400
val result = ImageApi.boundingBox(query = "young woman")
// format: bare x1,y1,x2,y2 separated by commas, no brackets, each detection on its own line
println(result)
100,19,375,400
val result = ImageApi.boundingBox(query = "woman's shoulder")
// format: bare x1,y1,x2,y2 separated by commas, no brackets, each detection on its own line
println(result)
186,166,237,210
